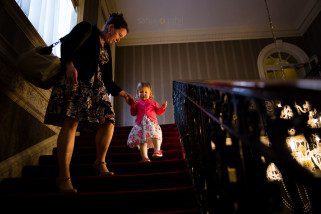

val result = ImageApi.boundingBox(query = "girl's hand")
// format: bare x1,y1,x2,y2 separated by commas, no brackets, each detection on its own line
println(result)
66,62,78,85
161,101,168,109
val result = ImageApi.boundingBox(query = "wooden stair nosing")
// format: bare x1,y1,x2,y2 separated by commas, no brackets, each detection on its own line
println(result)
0,170,193,193
52,143,184,155
43,149,184,165
0,186,199,212
22,159,188,177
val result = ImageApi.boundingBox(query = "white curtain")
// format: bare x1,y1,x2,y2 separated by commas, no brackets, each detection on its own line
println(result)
15,0,77,57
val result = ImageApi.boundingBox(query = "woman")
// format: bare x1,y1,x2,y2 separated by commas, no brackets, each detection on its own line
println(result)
44,13,134,193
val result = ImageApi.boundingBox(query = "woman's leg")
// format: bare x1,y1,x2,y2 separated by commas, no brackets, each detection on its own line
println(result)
56,117,78,192
94,122,114,174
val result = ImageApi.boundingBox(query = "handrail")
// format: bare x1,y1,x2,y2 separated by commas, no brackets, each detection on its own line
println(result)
181,79,321,100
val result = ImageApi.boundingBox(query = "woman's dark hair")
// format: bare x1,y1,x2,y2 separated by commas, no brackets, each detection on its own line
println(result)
105,13,129,33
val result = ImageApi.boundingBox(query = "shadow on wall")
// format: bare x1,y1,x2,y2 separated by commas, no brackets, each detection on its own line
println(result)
0,93,55,162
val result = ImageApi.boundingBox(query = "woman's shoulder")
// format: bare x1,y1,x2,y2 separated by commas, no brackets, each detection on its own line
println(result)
71,21,90,31
77,21,92,27
74,21,99,33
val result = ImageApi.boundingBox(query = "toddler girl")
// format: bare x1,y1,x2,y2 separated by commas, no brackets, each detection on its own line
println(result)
127,82,167,162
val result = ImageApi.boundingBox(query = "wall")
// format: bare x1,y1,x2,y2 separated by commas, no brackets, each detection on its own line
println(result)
0,0,58,177
303,11,321,62
0,0,114,177
114,37,304,126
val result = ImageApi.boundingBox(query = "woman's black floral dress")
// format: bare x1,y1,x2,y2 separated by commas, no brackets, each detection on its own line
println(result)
44,46,115,132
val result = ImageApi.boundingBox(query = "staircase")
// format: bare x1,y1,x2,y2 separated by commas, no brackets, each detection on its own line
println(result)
0,124,200,213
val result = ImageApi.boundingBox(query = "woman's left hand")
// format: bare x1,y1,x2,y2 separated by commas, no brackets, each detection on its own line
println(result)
66,61,78,85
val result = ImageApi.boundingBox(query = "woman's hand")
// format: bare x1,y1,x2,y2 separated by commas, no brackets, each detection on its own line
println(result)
128,96,136,106
66,62,78,85
126,95,135,106
119,90,135,106
161,101,168,109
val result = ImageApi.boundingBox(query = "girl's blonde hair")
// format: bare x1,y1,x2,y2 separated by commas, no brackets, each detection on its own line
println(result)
136,82,154,99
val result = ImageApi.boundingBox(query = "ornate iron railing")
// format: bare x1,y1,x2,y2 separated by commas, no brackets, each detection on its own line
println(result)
173,80,321,214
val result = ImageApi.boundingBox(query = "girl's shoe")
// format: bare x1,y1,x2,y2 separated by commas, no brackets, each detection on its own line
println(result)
152,150,163,158
93,161,114,176
56,177,77,193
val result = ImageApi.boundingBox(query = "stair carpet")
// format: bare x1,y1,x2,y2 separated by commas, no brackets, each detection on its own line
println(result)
0,124,200,213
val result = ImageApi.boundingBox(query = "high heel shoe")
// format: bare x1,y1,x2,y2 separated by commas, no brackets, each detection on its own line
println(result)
93,161,114,176
56,177,77,193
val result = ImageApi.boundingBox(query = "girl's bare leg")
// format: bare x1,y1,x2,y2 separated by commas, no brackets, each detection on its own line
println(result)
139,143,150,161
151,138,161,152
152,138,163,158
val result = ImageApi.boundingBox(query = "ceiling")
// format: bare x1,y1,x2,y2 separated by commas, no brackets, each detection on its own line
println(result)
104,0,321,46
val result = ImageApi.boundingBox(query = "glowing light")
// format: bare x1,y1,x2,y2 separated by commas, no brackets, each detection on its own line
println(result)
266,163,282,182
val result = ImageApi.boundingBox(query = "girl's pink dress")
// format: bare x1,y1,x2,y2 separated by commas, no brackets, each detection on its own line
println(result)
127,99,166,148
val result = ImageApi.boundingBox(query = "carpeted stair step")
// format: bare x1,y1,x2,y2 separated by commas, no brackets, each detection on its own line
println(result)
0,170,192,194
53,141,183,155
114,124,178,132
76,136,181,146
80,126,179,135
22,159,188,177
0,124,200,213
1,186,199,212
101,130,179,136
43,149,183,165
112,131,180,137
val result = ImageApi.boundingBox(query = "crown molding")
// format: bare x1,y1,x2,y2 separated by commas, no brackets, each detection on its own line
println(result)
118,27,300,46
297,0,321,35
116,0,321,46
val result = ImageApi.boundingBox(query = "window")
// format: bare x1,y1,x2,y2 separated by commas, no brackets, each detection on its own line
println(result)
257,40,310,80
15,0,77,57
264,52,302,79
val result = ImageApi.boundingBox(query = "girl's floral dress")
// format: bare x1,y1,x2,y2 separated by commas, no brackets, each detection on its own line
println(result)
127,115,162,149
